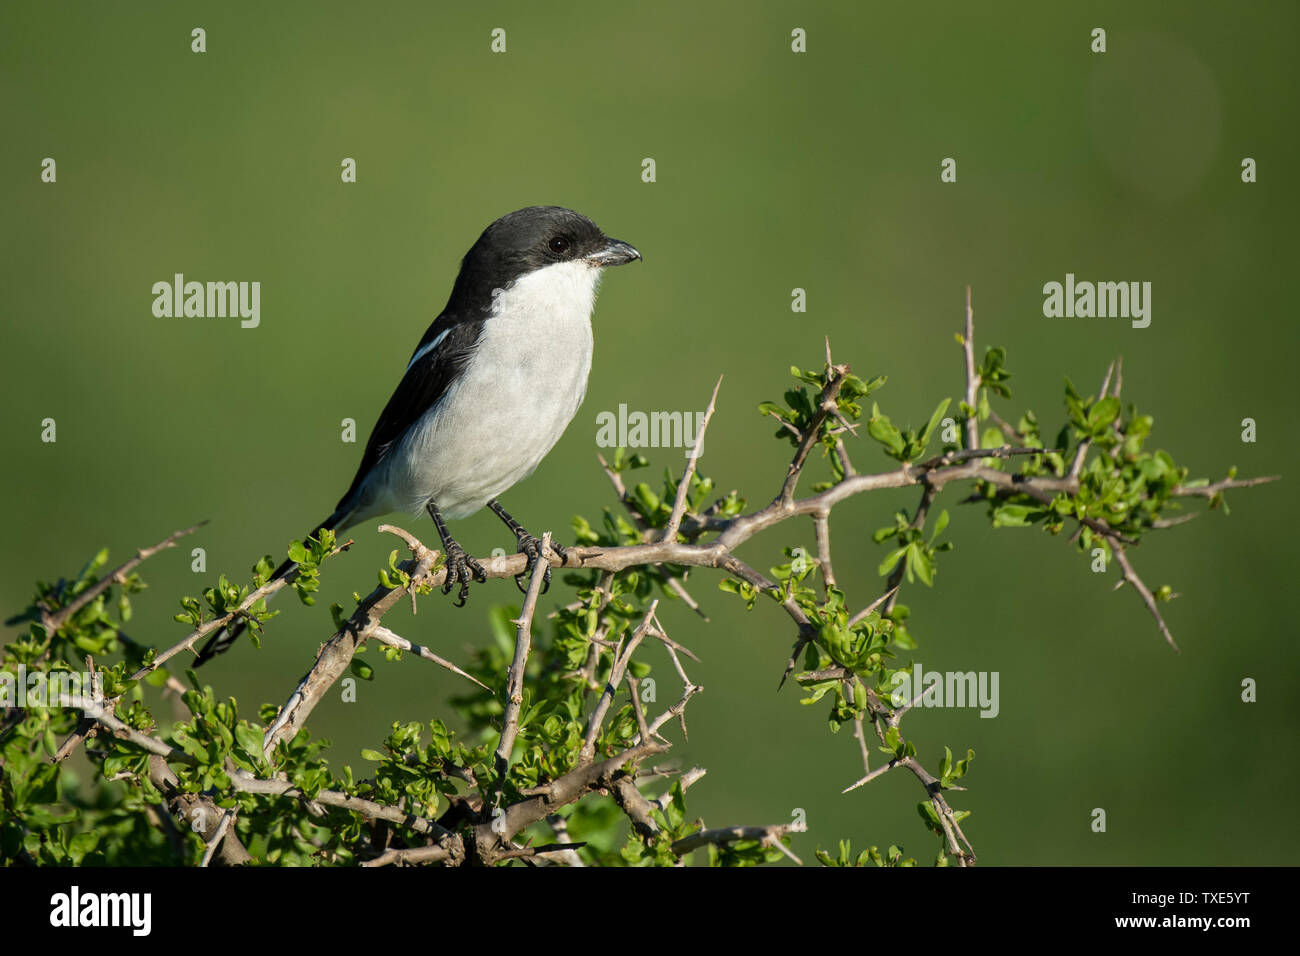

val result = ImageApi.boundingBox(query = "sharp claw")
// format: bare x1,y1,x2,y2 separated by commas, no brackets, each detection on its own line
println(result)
512,532,550,594
441,543,482,606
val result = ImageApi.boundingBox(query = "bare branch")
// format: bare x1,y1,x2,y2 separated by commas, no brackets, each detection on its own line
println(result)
1111,544,1179,652
1173,474,1281,498
494,532,553,798
653,766,707,811
580,601,658,764
848,586,900,629
813,511,835,596
369,625,491,691
228,772,459,846
613,776,660,841
360,844,454,867
199,810,236,868
670,822,806,863
545,814,586,867
69,699,188,762
661,376,722,542
842,757,903,793
961,286,979,450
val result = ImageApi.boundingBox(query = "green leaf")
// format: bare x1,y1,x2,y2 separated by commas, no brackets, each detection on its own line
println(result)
234,723,263,756
350,659,374,681
1087,396,1122,433
991,503,1039,528
867,405,906,456
878,547,907,577
909,545,934,586
916,398,951,456
67,831,98,864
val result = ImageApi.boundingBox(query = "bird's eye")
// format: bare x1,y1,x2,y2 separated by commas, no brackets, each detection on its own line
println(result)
548,235,571,255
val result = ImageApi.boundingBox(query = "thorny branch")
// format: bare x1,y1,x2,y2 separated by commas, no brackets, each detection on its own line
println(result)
25,290,1278,867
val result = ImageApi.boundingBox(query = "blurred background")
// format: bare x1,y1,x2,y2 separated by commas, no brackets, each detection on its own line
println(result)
2,0,1296,864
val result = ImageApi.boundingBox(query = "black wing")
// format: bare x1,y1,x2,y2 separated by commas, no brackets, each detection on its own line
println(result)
334,313,485,512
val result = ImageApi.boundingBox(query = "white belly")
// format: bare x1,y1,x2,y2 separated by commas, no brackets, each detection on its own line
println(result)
364,260,599,520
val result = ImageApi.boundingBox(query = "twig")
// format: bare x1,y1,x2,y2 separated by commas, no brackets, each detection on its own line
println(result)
580,601,658,763
1173,475,1280,498
847,586,900,628
779,363,849,506
67,699,187,761
228,772,458,844
961,287,979,451
40,522,206,635
662,376,722,542
199,810,235,867
545,814,586,867
670,822,806,864
361,844,454,867
813,511,835,596
1111,544,1179,652
842,757,903,793
370,625,490,692
1069,360,1116,481
494,532,552,801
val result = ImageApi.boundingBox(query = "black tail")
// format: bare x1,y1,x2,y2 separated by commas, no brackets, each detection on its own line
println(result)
192,515,340,667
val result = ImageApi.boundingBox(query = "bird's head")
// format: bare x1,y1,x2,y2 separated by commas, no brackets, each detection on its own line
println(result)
450,206,640,309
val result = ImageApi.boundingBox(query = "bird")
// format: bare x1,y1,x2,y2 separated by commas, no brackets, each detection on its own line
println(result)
194,206,641,665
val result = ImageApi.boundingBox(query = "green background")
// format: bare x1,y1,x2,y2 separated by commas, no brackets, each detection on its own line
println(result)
2,1,1296,864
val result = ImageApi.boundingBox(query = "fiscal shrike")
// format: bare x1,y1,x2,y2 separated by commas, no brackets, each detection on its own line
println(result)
195,206,640,664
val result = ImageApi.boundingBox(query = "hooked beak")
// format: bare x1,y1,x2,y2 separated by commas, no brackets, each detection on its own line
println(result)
586,237,642,267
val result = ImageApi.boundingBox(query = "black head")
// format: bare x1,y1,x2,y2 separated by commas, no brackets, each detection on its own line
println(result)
446,206,640,312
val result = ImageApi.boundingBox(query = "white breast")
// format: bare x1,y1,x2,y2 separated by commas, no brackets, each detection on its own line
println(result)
366,260,601,520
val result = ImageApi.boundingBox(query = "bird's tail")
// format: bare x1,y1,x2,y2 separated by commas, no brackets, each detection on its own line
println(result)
193,511,345,667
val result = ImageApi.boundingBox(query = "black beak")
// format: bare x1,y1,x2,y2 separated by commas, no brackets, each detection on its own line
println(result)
586,238,641,267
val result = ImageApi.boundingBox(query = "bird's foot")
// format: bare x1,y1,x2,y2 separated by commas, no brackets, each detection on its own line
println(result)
512,533,568,595
441,539,486,607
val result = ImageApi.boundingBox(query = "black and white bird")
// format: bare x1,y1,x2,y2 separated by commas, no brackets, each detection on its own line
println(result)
195,206,641,665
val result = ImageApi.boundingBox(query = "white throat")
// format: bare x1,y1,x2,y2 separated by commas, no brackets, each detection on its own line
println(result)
490,259,603,328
